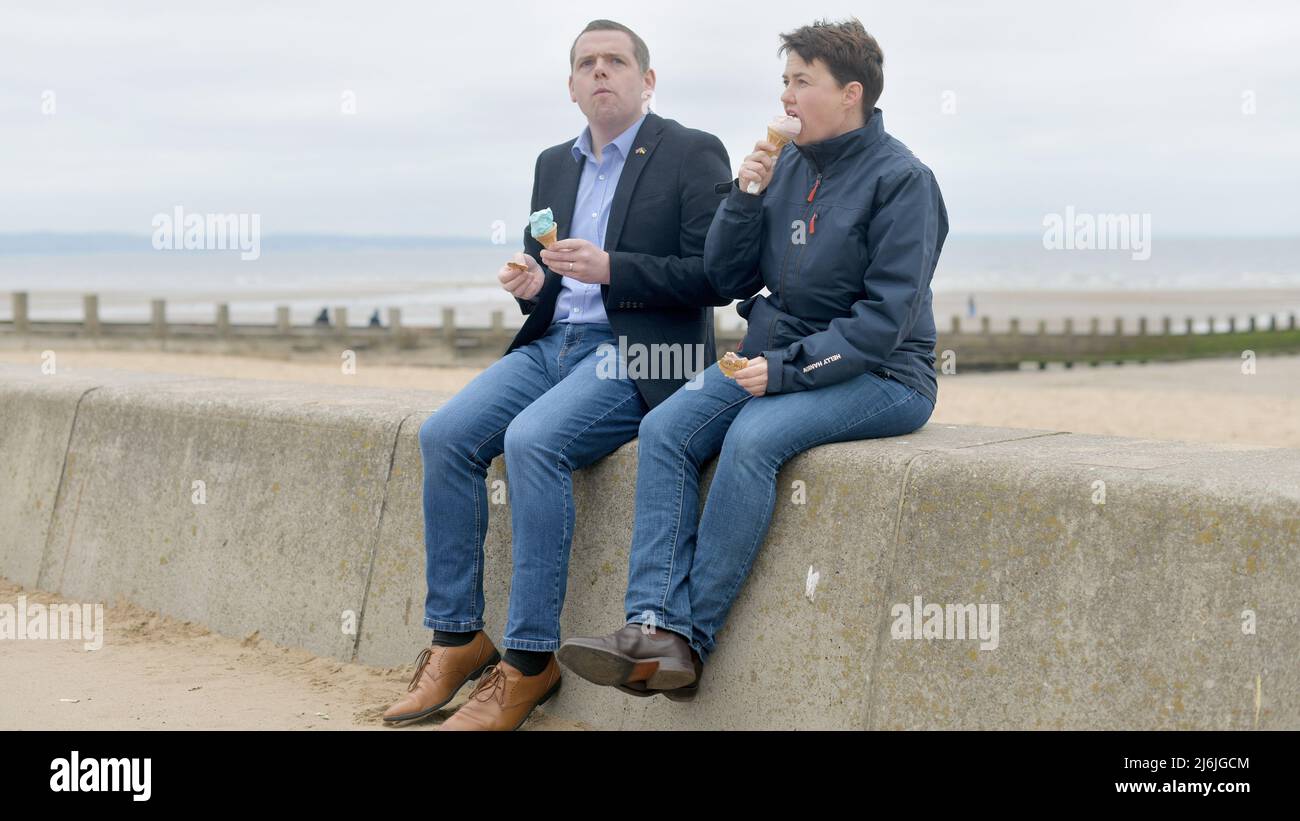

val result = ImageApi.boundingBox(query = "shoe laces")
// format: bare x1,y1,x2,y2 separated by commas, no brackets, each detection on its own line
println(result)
406,646,434,692
467,664,508,707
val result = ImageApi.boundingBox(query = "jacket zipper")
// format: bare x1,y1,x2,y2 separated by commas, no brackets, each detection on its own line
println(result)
769,171,822,350
807,176,820,234
780,173,820,301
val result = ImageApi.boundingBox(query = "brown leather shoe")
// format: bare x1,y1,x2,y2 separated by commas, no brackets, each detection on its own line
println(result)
381,632,500,724
557,623,696,690
616,647,703,701
437,656,562,731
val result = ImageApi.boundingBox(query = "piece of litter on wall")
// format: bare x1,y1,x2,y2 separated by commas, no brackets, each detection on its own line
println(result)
805,566,820,602
59,698,80,703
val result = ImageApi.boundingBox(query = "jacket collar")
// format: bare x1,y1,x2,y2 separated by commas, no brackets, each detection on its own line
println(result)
572,111,649,164
547,111,666,259
792,107,886,173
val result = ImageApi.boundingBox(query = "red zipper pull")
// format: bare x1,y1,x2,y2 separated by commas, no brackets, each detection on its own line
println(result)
806,176,821,203
809,212,817,234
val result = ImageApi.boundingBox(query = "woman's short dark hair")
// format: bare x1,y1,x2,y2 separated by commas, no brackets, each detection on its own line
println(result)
778,17,884,117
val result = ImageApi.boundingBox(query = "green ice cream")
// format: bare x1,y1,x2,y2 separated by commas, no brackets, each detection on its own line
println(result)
528,208,555,238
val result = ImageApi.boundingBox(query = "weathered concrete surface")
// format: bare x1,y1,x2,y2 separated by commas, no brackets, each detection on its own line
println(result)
0,367,208,588
873,436,1299,729
2,362,1297,729
0,371,99,588
0,364,451,661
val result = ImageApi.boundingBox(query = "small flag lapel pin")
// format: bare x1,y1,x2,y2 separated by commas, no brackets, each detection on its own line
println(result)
635,146,646,155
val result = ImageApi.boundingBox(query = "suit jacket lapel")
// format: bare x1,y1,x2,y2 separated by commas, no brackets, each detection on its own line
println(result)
537,113,663,308
529,140,584,310
552,141,583,244
603,111,665,253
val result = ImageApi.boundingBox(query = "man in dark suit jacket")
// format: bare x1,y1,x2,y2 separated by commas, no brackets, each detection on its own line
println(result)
507,107,731,407
382,19,731,731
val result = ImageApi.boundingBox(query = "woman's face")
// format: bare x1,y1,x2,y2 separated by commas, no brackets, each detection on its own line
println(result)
780,52,863,145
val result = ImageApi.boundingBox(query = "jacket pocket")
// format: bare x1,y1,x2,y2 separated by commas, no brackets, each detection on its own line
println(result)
767,311,820,350
635,189,674,208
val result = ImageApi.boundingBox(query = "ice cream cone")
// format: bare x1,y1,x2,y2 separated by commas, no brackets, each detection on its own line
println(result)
718,351,749,378
765,126,791,156
528,207,558,249
747,115,802,194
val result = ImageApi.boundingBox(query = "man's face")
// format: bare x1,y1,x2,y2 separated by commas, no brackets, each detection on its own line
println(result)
780,51,861,144
569,30,654,130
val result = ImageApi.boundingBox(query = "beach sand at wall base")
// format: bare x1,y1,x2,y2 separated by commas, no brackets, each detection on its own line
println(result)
0,578,592,731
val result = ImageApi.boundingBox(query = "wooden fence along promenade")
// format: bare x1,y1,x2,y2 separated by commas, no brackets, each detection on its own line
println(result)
2,291,1298,370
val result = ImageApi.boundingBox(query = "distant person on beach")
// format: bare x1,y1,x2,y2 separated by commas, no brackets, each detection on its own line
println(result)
368,309,382,328
968,294,976,317
383,19,733,730
560,17,947,700
313,308,330,326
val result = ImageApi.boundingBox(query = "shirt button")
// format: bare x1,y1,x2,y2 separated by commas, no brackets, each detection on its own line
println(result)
598,174,606,180
591,212,598,218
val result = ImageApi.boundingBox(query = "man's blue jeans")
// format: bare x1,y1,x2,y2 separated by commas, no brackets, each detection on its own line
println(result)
623,362,934,664
419,320,647,652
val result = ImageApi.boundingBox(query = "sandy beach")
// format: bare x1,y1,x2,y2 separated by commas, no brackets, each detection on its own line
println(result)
0,578,591,731
3,346,1297,448
930,355,1300,448
5,286,1299,333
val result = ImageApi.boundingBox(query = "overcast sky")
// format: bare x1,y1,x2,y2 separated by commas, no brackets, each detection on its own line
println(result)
2,0,1296,237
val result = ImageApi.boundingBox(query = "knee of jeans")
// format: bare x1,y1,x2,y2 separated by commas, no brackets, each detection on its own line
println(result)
418,409,472,462
637,403,675,448
503,413,552,462
417,412,447,458
719,414,769,460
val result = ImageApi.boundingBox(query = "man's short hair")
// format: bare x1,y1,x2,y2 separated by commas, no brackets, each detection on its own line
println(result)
778,17,884,117
569,19,651,74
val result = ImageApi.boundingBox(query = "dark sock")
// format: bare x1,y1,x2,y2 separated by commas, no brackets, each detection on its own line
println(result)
431,629,476,647
503,648,553,676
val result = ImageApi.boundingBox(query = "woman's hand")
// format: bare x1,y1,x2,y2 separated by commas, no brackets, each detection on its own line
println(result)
738,140,779,195
732,356,768,397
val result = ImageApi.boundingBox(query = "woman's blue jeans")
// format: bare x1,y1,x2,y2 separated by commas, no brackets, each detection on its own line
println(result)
623,361,934,664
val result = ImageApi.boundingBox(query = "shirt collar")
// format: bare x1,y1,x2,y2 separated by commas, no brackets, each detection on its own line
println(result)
572,112,648,164
793,107,886,173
